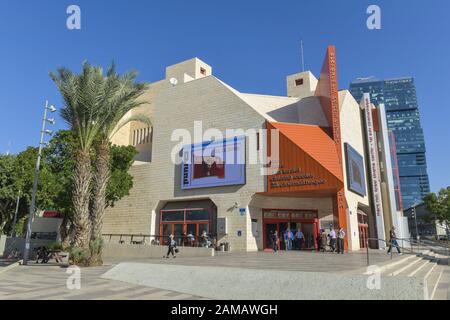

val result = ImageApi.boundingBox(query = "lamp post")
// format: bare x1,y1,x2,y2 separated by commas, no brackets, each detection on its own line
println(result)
411,204,419,240
23,101,56,265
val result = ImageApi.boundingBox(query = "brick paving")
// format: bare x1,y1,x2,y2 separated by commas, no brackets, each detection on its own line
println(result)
0,262,205,300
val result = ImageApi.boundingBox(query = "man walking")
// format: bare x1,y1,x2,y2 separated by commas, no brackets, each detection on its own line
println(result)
284,228,293,251
319,229,328,252
337,227,346,254
329,228,337,253
165,234,177,258
271,230,279,253
387,226,402,255
295,227,304,250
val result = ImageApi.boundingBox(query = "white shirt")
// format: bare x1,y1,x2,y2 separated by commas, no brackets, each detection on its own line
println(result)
330,230,336,239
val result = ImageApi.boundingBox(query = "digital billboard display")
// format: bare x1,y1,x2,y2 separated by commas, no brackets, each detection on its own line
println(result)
181,136,246,189
344,143,367,196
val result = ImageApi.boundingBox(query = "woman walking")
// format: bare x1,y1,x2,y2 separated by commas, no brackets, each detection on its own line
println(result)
165,234,177,259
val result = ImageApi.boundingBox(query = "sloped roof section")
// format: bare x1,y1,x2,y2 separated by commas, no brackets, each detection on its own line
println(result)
269,121,343,182
216,78,329,126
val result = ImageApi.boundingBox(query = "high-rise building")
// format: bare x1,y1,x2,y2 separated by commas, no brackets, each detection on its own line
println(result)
350,77,430,209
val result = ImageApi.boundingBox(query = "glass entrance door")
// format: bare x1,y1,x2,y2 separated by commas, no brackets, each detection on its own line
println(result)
302,223,315,250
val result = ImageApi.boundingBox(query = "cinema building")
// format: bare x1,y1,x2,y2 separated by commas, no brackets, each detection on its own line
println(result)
103,46,409,252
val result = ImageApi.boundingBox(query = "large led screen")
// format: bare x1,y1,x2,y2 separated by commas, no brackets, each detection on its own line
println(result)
181,136,246,189
345,143,367,196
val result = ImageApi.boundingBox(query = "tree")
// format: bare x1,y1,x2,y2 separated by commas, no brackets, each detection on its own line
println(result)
423,187,450,233
50,62,111,250
0,155,21,233
90,64,149,262
0,130,138,246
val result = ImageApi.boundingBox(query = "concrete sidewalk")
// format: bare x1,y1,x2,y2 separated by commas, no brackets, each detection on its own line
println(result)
102,261,424,300
105,249,403,274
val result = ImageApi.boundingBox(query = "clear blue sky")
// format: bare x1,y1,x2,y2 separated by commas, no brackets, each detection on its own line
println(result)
1,0,449,192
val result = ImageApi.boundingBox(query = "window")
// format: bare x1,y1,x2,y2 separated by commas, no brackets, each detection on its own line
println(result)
295,78,304,86
162,211,184,222
186,209,209,221
200,67,206,75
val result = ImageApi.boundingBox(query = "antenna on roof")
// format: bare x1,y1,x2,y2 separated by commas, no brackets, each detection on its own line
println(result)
5,141,11,156
300,40,305,72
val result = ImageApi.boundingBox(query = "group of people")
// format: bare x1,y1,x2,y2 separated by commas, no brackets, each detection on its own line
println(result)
277,228,308,251
317,228,346,254
164,230,214,258
270,227,346,254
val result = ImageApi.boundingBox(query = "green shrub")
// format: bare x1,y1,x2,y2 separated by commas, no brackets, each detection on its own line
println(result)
88,238,104,266
69,246,90,266
48,243,63,251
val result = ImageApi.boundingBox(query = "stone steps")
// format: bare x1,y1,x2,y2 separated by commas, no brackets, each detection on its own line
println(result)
383,256,422,276
379,248,449,300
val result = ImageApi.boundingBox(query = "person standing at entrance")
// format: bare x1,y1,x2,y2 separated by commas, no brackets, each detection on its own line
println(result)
337,227,346,254
329,229,337,252
295,228,304,250
320,229,328,252
271,231,279,253
387,226,402,255
165,234,177,258
284,229,293,251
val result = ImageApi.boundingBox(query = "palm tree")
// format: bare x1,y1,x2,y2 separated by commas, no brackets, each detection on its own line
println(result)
50,62,106,249
89,64,149,264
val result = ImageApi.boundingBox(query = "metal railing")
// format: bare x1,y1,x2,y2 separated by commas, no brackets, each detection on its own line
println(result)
365,237,450,266
102,233,221,249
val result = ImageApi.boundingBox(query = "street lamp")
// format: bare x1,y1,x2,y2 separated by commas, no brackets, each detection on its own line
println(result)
23,101,56,265
410,198,422,243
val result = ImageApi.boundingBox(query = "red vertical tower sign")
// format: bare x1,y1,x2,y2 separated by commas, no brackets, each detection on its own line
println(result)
315,46,348,249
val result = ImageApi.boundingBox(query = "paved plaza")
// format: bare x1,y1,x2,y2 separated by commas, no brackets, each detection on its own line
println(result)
0,262,205,300
106,249,404,274
0,250,406,300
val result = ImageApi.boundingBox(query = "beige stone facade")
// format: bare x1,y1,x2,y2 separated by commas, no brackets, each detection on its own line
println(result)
103,57,372,252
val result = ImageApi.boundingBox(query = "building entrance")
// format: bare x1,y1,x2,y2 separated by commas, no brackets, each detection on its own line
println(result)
263,209,319,250
159,200,217,246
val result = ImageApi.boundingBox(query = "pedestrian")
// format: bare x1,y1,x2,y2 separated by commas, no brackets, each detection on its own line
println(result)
187,232,195,247
165,234,177,258
271,230,279,253
295,227,304,250
329,228,337,252
337,227,346,254
320,229,328,252
387,226,402,255
284,228,293,251
317,230,322,252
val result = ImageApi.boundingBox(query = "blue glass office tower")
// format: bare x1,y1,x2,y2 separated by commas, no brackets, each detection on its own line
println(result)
349,77,430,210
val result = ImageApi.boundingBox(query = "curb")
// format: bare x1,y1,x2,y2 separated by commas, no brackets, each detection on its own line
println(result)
0,259,22,275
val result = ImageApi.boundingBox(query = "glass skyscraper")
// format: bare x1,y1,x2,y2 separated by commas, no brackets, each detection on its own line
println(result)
349,77,430,210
